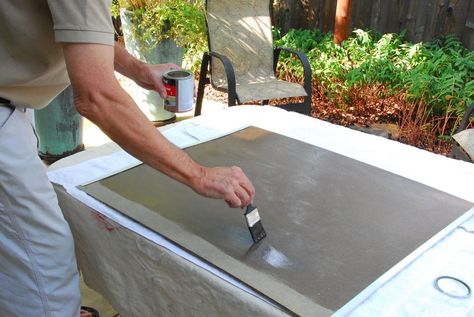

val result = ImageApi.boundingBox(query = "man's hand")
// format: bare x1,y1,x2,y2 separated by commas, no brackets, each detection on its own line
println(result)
133,63,180,98
193,166,255,208
113,43,179,98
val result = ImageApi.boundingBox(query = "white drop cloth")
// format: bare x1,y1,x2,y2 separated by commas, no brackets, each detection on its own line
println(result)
48,106,474,316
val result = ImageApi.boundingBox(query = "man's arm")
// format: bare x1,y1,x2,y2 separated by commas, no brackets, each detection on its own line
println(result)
62,43,254,208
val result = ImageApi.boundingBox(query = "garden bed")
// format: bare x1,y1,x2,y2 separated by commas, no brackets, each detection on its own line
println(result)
271,29,473,156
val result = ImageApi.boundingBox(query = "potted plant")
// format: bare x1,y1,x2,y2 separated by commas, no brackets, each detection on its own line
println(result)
111,0,207,123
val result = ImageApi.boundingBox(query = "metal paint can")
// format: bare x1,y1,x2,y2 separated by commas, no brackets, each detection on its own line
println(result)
163,69,194,112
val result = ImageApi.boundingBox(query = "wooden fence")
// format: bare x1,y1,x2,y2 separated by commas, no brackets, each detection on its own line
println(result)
273,0,474,50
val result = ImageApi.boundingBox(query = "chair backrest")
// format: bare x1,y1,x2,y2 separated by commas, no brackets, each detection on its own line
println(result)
206,0,274,87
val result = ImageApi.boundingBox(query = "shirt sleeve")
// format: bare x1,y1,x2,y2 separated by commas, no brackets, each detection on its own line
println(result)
47,0,114,45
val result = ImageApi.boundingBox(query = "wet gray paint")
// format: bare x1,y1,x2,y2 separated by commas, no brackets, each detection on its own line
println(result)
81,127,473,314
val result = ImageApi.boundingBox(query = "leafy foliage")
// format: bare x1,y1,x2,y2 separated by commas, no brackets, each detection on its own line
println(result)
274,29,474,121
111,0,207,71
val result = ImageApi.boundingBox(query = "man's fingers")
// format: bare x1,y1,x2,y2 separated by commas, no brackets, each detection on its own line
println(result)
167,63,181,70
234,186,250,208
225,192,242,208
240,179,255,200
231,167,255,204
149,71,167,98
144,63,182,98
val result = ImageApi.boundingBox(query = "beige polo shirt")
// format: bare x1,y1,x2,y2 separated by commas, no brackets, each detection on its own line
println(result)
0,1,114,108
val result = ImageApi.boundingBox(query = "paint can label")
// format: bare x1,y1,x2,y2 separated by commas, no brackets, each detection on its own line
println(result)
163,70,194,113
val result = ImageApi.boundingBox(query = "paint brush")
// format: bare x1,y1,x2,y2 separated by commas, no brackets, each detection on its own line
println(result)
244,204,267,243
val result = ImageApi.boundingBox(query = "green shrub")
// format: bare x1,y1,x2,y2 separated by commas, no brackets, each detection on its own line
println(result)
274,28,474,119
112,0,207,71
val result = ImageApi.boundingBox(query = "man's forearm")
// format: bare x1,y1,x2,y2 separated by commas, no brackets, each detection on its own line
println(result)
64,43,203,187
113,42,143,81
110,43,201,185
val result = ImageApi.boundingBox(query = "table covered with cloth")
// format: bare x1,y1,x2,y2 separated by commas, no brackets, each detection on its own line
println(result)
48,106,474,317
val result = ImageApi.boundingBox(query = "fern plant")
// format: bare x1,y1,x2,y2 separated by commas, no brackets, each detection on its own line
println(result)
274,28,474,121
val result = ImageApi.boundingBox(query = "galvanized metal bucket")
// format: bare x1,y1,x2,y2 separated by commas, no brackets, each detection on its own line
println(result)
120,8,182,125
34,86,84,164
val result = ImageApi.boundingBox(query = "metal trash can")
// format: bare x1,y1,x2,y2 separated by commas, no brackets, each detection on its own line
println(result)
34,85,84,164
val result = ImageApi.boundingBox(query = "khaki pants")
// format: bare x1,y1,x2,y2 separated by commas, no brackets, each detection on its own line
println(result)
0,105,80,317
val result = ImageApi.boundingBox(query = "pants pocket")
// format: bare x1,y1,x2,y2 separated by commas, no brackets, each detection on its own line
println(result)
0,105,14,130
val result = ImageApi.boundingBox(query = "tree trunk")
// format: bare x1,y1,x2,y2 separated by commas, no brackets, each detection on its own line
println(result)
334,0,352,44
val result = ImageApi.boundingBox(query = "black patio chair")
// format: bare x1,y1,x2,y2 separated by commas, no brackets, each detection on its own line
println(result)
194,0,312,116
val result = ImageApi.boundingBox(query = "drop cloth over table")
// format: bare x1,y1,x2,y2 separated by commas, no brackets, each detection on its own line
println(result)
49,106,474,317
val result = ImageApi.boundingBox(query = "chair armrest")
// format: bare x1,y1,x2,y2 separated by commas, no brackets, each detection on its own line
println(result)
274,47,312,98
207,51,238,107
195,51,238,116
457,103,474,133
